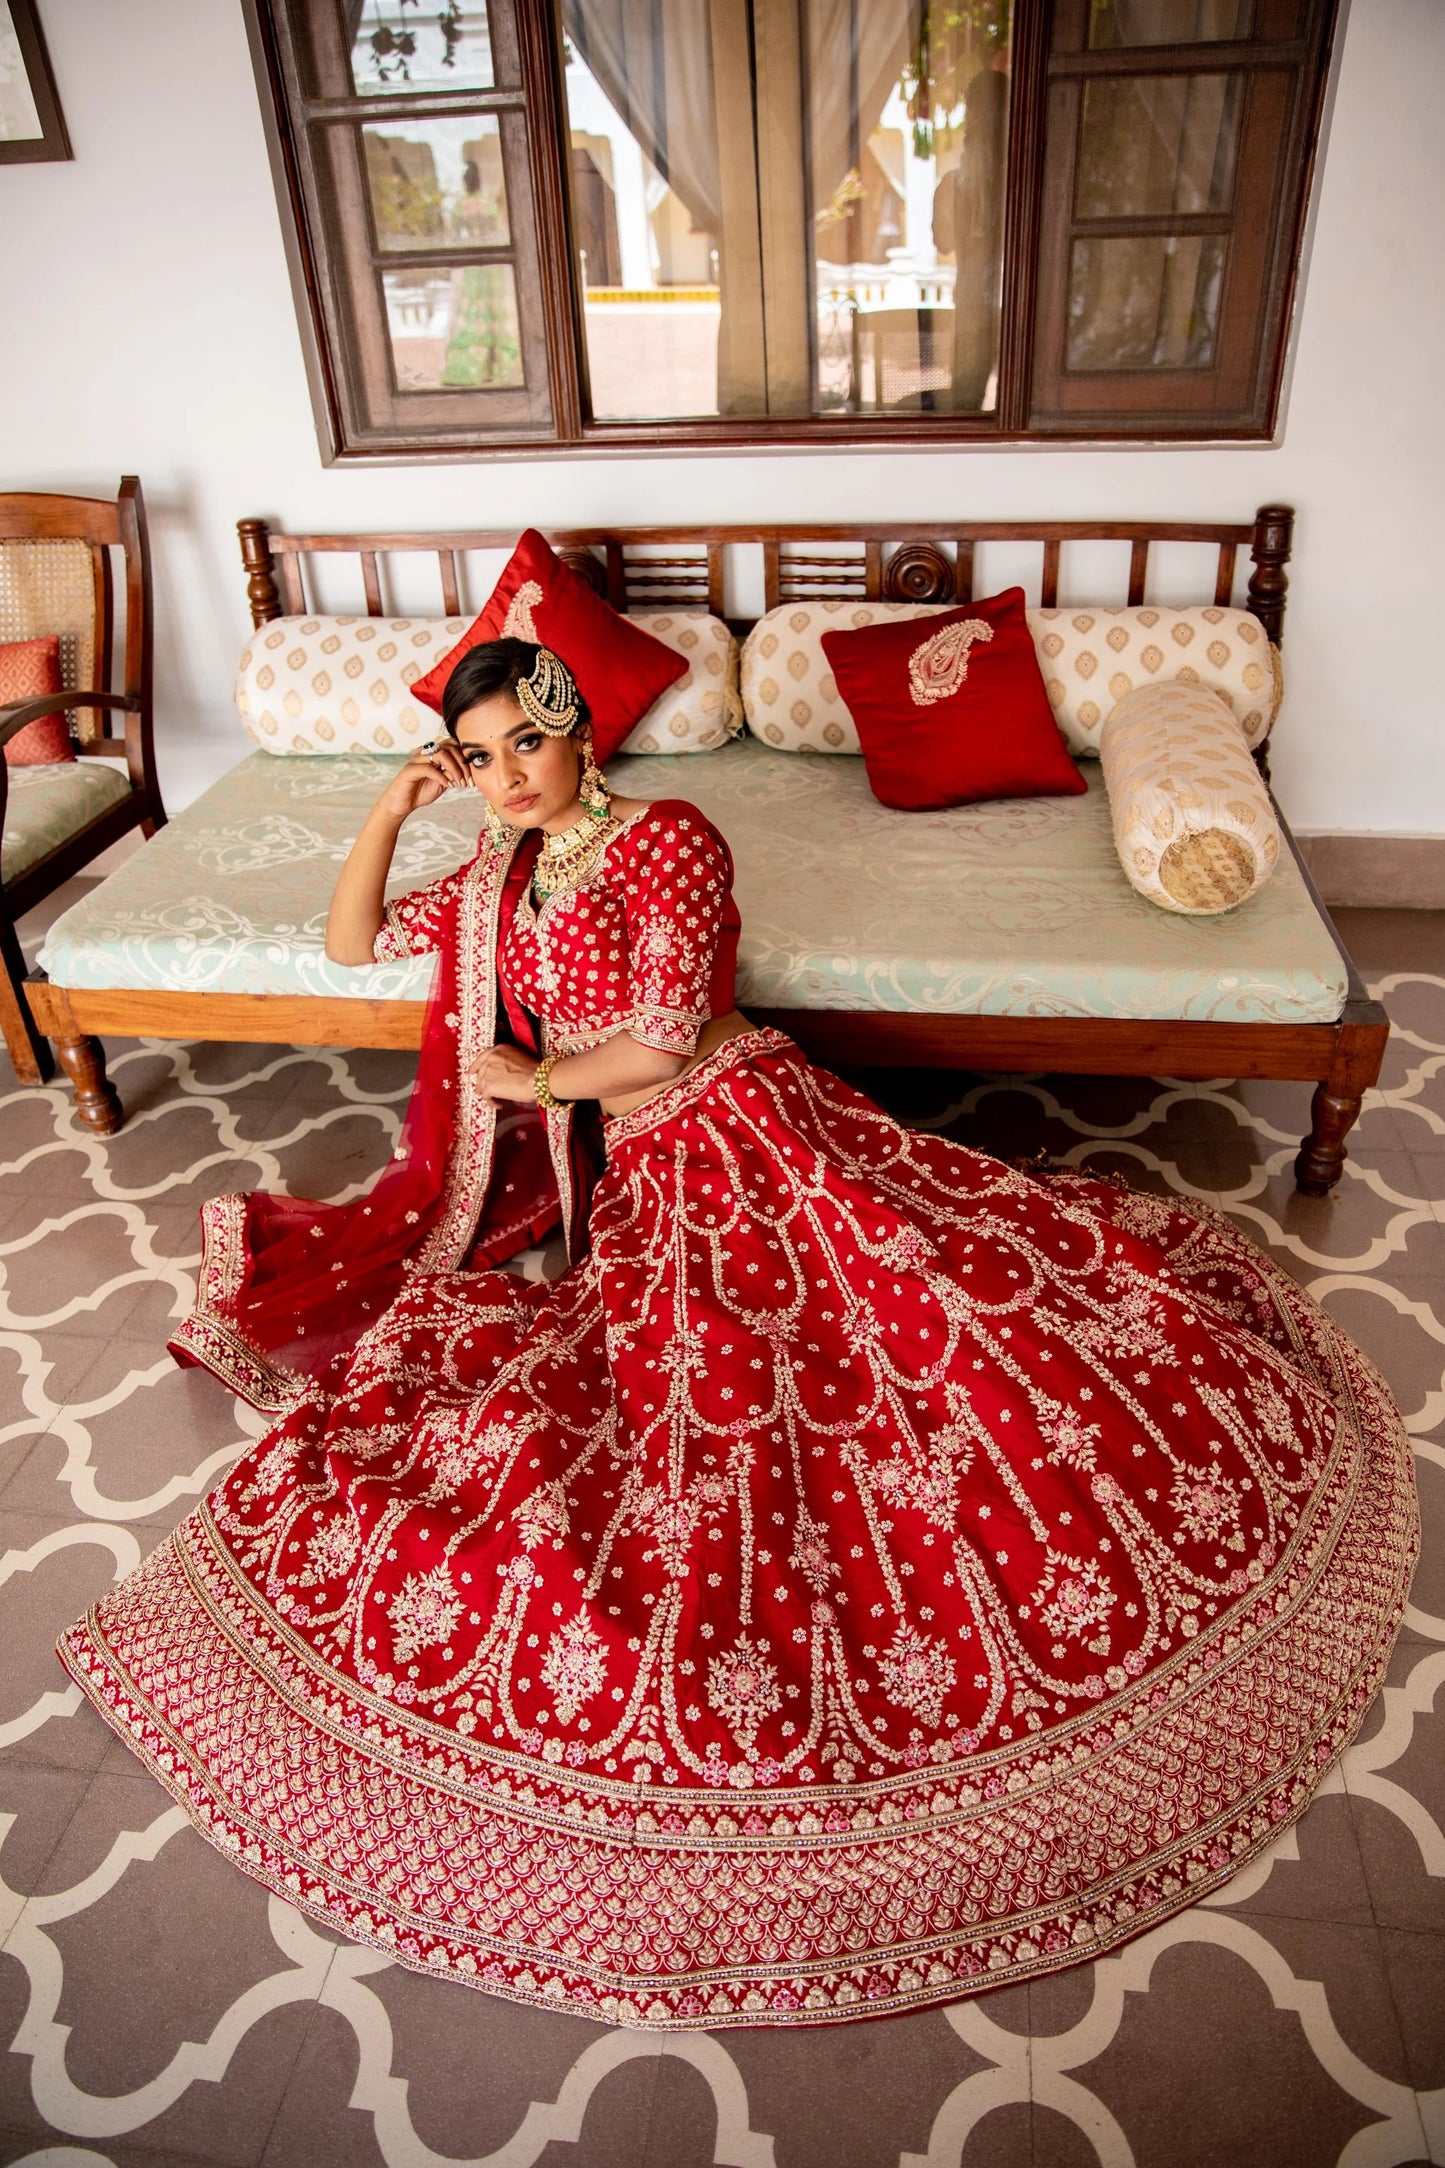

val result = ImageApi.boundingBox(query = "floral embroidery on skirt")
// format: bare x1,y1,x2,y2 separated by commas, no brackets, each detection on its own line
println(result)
60,1031,1417,2027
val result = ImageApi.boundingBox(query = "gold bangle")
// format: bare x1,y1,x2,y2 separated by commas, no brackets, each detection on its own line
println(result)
533,1053,563,1112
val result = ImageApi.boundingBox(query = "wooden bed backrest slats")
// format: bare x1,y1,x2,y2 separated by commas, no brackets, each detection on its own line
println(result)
235,508,1292,646
438,549,461,616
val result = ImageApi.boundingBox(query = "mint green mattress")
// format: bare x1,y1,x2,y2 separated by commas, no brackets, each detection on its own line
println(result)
39,742,1347,1024
3,759,131,886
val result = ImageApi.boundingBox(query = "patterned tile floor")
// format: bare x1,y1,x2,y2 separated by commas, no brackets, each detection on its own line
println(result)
1,888,1441,2168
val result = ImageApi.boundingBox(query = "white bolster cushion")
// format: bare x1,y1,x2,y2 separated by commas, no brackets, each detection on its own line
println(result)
236,611,742,756
1100,682,1281,916
740,599,1283,756
1033,605,1283,756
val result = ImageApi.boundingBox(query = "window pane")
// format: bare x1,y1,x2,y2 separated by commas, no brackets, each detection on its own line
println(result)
557,0,1011,423
557,6,727,419
383,264,523,388
363,117,510,251
1075,74,1241,219
811,1,1012,416
0,3,44,141
1088,0,1253,46
349,2,495,93
1067,233,1225,369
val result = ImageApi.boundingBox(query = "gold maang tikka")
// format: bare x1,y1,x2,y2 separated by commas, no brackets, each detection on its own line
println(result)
516,646,580,737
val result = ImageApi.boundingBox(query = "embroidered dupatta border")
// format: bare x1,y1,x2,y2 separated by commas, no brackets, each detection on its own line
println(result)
170,835,586,1404
412,847,509,1275
169,1194,309,1415
415,835,587,1275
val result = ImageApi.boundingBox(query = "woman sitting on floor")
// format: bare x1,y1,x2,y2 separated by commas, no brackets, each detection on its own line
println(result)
61,640,1416,2029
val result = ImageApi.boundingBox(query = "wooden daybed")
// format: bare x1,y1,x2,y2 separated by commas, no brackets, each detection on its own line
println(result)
23,506,1387,1196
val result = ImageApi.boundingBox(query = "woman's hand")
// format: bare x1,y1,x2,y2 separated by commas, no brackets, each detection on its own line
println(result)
378,741,471,822
471,1044,542,1105
325,741,470,962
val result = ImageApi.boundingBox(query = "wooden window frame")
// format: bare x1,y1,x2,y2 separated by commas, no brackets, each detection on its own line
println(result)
0,0,72,166
244,0,1338,461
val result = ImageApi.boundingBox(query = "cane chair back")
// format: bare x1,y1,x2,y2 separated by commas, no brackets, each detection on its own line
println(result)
0,536,107,744
0,476,165,1088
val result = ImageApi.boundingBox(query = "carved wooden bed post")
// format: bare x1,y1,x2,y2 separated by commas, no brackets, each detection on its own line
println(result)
238,518,283,629
1247,500,1389,1196
1247,503,1293,643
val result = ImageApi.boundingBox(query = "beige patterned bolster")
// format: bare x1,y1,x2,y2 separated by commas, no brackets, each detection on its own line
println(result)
235,610,742,760
1031,605,1283,758
739,600,1284,759
1100,683,1281,916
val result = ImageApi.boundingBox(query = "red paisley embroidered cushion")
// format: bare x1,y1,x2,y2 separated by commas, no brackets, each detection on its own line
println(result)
1,635,73,767
411,529,688,764
822,588,1086,811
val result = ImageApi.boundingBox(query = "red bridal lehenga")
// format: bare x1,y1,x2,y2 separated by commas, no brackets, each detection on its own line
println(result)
61,800,1416,2028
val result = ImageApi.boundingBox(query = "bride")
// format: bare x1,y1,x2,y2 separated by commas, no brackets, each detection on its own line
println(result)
62,641,1416,2029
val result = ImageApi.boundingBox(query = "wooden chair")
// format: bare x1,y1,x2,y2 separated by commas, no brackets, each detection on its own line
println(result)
0,476,165,1085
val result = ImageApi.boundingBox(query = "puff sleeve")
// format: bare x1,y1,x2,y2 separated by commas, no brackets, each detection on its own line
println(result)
621,811,732,1057
371,865,469,962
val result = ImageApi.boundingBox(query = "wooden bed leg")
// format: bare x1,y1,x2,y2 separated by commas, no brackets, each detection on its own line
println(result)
56,1034,123,1135
1295,1082,1364,1196
1294,1010,1389,1196
0,941,54,1085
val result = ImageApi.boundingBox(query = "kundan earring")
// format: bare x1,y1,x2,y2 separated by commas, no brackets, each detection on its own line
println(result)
484,799,510,852
577,730,611,822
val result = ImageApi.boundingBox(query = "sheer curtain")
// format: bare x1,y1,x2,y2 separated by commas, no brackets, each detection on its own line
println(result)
563,0,771,411
561,0,918,415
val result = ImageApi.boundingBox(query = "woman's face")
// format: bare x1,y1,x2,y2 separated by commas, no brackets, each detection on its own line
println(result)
451,691,582,831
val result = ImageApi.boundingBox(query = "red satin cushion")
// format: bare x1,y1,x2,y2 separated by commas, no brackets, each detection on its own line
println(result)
1,634,73,767
411,528,688,764
822,588,1086,810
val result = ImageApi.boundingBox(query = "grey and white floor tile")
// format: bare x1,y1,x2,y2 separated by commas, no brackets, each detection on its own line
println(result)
2,893,1441,2167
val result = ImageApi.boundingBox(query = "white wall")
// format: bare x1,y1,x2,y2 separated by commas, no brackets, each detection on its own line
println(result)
2,0,1442,835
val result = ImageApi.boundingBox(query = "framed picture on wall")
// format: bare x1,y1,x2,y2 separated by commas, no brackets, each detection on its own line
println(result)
0,0,70,165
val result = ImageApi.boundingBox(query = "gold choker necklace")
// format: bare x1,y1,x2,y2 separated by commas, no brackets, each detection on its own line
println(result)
533,807,620,901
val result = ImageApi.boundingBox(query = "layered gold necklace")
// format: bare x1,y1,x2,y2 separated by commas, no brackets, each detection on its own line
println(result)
532,807,621,903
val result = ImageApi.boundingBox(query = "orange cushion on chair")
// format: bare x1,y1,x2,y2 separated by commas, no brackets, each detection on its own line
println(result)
1,634,73,766
822,588,1087,810
410,529,688,764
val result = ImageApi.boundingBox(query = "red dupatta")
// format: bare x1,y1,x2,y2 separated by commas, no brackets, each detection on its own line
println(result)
170,829,598,1413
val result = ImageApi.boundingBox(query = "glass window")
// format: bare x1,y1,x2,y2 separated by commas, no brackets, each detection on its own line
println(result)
383,264,523,389
556,7,725,420
1087,0,1254,46
348,1,495,93
556,0,1012,424
256,0,1337,452
1075,74,1241,219
0,3,43,142
362,116,510,252
813,2,1012,416
1067,233,1225,369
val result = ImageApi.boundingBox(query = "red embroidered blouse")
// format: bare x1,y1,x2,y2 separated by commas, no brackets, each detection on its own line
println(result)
374,799,741,1059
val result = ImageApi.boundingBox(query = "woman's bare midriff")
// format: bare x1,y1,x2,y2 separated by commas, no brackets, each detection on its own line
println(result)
599,1011,757,1119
